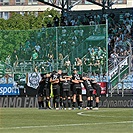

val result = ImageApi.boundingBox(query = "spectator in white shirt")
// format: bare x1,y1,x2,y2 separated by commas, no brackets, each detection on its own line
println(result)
125,22,131,34
35,44,41,53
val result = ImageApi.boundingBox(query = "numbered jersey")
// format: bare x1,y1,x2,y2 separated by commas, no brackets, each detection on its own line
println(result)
72,73,81,80
51,73,59,81
50,72,60,89
72,73,82,89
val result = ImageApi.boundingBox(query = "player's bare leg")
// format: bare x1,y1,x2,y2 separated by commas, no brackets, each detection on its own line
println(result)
72,94,77,109
86,96,93,110
93,96,99,110
78,94,83,109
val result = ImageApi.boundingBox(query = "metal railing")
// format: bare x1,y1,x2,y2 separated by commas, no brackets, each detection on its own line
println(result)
109,55,131,97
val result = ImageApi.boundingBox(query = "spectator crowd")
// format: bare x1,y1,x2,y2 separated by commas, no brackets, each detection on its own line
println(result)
4,9,133,81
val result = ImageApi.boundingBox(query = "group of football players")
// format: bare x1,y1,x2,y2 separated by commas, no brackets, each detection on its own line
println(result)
37,69,101,110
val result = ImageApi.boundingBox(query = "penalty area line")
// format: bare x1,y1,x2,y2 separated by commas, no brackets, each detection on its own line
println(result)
0,121,133,130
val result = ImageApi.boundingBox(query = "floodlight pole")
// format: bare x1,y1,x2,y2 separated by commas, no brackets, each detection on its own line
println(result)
102,0,106,16
107,0,110,9
61,0,65,19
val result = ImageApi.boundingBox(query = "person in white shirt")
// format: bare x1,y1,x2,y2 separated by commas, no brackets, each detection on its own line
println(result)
125,22,131,34
35,44,41,53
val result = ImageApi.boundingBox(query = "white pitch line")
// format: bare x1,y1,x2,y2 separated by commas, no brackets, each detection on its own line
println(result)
0,121,133,130
77,112,131,118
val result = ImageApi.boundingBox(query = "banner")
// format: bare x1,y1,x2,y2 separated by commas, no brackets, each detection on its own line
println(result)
0,84,20,96
14,73,26,85
109,56,128,78
98,82,107,94
27,72,41,89
0,96,133,108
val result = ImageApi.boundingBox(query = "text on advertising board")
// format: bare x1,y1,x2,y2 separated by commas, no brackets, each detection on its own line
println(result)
0,84,20,95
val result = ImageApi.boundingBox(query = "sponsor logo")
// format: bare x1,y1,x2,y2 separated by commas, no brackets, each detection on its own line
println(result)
27,73,41,89
27,72,41,89
99,99,133,108
0,84,20,96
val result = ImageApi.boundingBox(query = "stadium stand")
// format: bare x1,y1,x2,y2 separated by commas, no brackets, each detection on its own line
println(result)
0,7,132,96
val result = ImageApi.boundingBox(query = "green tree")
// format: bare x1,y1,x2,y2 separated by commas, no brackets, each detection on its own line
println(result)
0,8,61,62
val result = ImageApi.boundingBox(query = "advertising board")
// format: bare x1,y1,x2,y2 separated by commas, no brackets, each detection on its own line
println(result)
0,84,20,96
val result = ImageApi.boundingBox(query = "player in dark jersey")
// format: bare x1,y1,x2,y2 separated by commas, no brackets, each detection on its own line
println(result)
82,75,94,110
71,69,83,109
50,71,60,110
60,72,72,110
43,73,51,109
37,76,45,109
58,70,63,109
90,79,101,110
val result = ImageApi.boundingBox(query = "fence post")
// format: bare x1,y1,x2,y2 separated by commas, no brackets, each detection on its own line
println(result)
110,83,113,97
56,27,58,72
122,81,124,97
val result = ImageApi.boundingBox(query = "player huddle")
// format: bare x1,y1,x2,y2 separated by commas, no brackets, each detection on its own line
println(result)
37,69,101,110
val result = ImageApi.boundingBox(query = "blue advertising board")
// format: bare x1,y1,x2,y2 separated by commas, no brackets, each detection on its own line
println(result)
0,84,20,96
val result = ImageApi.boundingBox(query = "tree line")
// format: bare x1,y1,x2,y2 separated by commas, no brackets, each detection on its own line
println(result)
0,8,60,62
0,8,60,30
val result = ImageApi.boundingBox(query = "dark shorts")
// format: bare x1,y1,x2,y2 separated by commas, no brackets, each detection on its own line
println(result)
86,89,93,97
52,84,60,96
52,84,60,90
37,86,44,96
60,87,63,97
96,88,101,97
72,84,82,95
62,90,71,98
43,89,50,97
92,85,101,97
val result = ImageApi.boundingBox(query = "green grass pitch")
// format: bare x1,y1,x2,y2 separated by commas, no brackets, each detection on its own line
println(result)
0,108,133,133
